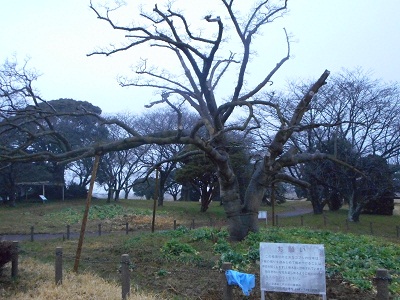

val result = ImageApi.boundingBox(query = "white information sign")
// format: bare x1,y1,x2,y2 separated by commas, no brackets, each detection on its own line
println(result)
258,211,267,220
39,195,48,202
260,242,326,297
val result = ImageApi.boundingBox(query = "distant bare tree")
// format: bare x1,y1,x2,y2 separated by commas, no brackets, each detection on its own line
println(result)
264,69,400,220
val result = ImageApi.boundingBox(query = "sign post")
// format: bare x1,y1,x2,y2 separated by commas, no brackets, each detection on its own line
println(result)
258,211,267,225
260,242,326,299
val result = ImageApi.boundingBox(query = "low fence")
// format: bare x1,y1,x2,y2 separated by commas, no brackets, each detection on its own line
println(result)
1,217,215,242
2,212,399,243
1,207,400,242
271,213,400,240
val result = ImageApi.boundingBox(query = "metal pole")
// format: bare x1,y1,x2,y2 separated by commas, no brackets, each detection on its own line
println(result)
73,155,100,273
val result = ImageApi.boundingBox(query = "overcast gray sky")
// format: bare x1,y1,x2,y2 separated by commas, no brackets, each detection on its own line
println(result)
1,0,399,114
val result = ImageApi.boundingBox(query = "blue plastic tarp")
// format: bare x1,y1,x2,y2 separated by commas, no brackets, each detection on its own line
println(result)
225,270,255,296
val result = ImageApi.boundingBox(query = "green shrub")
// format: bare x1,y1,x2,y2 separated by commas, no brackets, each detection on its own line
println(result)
161,239,198,257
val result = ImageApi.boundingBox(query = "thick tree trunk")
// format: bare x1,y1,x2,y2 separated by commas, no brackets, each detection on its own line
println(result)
311,199,324,214
327,192,342,211
106,188,112,203
348,202,363,222
308,186,325,214
114,189,120,201
348,192,367,222
242,163,269,233
158,172,167,207
346,179,364,222
218,162,247,241
179,184,191,201
219,159,268,241
9,185,17,207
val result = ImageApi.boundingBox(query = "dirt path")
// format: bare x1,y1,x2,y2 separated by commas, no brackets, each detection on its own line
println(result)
276,207,313,217
1,231,112,242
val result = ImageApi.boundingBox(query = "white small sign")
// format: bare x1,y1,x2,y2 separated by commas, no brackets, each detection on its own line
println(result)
39,195,48,201
260,242,326,297
258,211,267,220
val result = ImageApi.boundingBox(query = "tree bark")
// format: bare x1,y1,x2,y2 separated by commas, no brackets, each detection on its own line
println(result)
308,186,325,214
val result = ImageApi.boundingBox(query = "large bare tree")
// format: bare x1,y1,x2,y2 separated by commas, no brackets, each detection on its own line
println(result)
0,1,333,240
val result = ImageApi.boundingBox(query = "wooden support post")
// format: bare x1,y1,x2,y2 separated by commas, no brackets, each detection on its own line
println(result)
98,223,102,236
30,226,34,242
121,254,131,300
222,262,233,300
192,219,195,230
11,241,18,278
151,168,160,233
74,155,100,273
374,269,390,300
323,214,327,227
125,222,129,235
174,220,177,230
55,247,63,285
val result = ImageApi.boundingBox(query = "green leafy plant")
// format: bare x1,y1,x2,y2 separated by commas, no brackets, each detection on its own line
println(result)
167,225,190,238
219,250,249,271
189,227,219,242
213,239,231,254
156,269,169,276
161,239,198,257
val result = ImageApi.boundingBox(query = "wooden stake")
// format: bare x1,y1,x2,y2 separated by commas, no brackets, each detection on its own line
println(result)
222,262,233,300
55,247,63,285
73,155,100,273
121,254,131,300
11,241,18,278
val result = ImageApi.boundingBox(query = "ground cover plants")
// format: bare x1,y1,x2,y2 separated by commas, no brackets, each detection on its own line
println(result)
1,199,399,299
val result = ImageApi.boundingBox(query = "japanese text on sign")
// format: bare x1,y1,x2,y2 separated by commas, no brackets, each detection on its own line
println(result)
260,242,326,295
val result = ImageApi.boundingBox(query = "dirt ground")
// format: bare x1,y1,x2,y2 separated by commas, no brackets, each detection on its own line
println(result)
131,262,379,300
